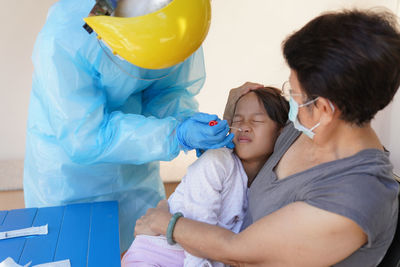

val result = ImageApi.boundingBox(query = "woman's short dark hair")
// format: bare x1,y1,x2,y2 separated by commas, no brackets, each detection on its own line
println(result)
236,87,289,129
283,9,400,125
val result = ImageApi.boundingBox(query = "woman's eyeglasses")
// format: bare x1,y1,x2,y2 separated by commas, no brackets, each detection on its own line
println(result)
281,81,303,101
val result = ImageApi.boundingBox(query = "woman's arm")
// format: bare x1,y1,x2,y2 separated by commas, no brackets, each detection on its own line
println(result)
136,201,367,266
223,82,264,125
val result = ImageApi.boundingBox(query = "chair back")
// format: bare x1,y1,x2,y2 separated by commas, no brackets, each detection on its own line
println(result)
377,175,400,267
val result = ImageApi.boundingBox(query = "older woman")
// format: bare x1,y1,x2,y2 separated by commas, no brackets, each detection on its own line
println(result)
135,9,400,266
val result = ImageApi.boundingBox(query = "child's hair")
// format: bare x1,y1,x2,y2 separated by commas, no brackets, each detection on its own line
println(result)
235,87,289,128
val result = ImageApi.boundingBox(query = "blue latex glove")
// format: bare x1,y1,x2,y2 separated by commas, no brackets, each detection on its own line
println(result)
177,112,235,152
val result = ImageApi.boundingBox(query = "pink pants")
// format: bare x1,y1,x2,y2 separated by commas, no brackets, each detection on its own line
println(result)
121,235,185,267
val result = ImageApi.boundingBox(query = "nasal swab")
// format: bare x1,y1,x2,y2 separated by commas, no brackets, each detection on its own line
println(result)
208,120,242,132
229,127,242,132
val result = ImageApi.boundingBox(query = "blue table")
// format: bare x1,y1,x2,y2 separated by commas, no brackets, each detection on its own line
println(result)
0,201,121,267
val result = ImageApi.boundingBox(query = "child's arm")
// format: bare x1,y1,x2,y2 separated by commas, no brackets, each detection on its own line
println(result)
169,149,234,222
168,148,235,265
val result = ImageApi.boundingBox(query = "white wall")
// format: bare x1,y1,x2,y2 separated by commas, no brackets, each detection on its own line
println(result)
0,0,58,160
1,0,399,185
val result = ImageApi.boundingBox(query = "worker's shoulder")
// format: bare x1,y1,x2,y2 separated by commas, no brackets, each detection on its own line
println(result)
39,1,93,45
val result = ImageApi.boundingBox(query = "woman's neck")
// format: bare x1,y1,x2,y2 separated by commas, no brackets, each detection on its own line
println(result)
310,121,383,162
241,156,269,187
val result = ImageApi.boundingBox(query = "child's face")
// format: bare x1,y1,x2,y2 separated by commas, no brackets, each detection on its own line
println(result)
231,92,280,163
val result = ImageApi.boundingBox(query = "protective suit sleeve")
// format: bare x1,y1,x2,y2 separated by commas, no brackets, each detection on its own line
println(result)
32,36,181,165
141,48,205,122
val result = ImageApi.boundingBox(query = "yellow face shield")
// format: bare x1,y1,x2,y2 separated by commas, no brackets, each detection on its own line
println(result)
84,0,211,69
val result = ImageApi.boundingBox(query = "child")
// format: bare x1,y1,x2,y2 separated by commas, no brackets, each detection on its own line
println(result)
122,87,289,267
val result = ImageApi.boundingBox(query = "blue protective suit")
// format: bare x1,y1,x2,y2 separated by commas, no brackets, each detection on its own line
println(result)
24,0,206,252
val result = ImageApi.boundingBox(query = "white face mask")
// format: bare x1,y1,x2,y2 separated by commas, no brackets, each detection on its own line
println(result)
289,96,335,140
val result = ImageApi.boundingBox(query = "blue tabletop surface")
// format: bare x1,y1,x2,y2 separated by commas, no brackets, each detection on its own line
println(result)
0,201,121,267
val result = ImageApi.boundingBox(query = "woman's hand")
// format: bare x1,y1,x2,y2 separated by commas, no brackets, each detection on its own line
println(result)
223,82,264,125
134,200,172,237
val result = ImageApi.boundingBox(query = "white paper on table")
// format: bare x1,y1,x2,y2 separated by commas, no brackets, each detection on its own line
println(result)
0,225,48,240
0,258,70,267
0,258,31,267
32,260,70,267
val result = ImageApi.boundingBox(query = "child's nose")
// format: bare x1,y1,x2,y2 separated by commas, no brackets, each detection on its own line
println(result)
240,123,251,132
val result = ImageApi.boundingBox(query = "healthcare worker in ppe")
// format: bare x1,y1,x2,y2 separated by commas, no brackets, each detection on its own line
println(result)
24,0,233,252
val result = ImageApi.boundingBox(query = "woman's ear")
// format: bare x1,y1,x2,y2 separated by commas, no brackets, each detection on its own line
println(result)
317,97,336,126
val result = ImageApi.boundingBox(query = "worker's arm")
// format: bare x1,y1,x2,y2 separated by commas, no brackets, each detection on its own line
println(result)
32,34,182,164
141,48,206,122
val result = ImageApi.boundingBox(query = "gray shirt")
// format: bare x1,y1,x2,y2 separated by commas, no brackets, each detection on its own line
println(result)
242,123,399,267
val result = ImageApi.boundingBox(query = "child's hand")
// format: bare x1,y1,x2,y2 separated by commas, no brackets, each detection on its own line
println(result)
134,200,172,237
223,82,264,125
